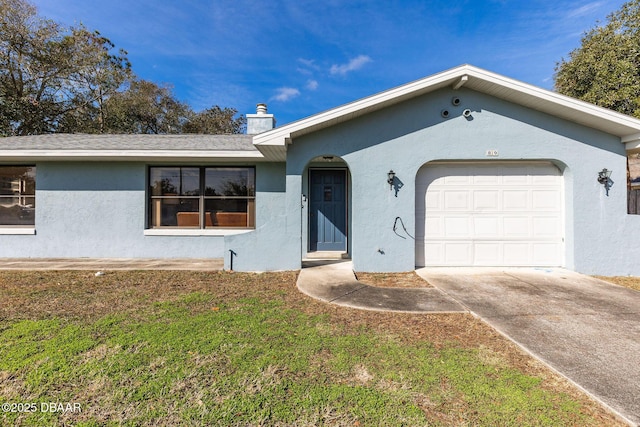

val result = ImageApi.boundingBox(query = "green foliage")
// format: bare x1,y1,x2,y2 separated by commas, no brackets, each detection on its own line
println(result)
0,0,131,135
183,106,246,134
0,292,594,426
98,79,190,134
555,0,640,117
0,0,244,136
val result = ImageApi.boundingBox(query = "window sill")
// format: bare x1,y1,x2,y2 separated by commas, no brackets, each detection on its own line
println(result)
144,228,253,237
0,228,36,235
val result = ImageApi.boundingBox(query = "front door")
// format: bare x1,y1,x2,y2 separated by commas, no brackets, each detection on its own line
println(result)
309,169,347,251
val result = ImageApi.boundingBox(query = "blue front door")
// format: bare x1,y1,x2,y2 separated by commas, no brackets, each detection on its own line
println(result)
309,169,347,251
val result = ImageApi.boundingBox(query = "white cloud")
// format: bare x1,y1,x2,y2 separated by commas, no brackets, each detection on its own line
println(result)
306,80,319,90
567,2,603,18
297,58,321,76
330,55,372,76
298,58,319,69
271,87,301,102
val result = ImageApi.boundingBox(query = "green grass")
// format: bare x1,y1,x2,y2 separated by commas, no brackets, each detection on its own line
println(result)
0,271,619,426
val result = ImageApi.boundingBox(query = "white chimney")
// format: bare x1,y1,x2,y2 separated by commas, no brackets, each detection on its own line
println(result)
246,103,276,134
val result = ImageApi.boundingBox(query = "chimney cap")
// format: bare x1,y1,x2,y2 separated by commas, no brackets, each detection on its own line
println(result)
256,103,268,114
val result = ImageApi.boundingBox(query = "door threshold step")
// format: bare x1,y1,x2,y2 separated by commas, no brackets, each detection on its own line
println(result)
304,252,350,260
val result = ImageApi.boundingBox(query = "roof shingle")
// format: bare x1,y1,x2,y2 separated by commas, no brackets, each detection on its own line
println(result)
0,133,257,152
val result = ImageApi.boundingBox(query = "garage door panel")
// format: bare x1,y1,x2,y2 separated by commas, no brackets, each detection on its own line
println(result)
425,215,442,237
474,174,500,185
417,162,563,267
425,191,440,209
474,243,500,265
503,216,530,237
532,190,561,209
474,191,499,210
502,174,528,185
533,243,561,265
424,243,442,264
531,173,559,184
503,190,529,210
474,217,500,236
533,216,561,237
503,243,530,265
444,217,470,237
444,191,470,209
444,243,472,264
443,175,471,185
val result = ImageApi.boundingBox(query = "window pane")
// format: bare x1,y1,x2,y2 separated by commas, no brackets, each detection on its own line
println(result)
149,167,200,196
205,168,255,196
0,196,35,225
150,198,200,227
0,166,35,226
205,199,254,228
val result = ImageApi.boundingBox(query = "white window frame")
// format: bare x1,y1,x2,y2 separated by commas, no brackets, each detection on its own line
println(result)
0,165,36,234
147,166,256,231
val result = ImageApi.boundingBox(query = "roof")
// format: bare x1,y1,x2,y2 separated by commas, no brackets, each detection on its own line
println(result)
254,64,640,159
0,133,264,162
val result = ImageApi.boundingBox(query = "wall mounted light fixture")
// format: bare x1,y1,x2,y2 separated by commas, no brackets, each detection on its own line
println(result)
387,170,396,189
598,168,612,195
597,168,612,184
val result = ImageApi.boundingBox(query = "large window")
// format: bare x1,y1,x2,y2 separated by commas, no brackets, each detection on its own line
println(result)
149,167,255,228
0,166,36,226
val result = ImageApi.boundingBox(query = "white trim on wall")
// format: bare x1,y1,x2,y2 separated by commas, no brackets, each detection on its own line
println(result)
143,229,252,237
0,228,36,235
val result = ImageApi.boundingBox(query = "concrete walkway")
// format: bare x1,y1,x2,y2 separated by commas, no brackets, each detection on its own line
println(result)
0,258,224,271
297,260,466,313
298,262,640,426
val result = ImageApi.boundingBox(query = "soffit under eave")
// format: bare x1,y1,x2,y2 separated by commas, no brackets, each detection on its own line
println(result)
251,144,286,162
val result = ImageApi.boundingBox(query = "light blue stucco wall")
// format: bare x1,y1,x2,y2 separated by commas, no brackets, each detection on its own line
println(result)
223,162,300,271
274,87,640,275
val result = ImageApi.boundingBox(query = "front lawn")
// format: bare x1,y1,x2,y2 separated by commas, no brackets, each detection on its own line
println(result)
0,271,624,426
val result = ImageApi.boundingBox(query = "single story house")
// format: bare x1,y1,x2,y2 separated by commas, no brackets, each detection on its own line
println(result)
2,64,640,275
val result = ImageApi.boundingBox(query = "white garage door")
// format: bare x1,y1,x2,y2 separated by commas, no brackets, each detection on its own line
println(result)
416,162,564,267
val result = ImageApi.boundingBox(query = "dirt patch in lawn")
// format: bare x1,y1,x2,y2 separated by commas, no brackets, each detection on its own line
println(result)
595,275,640,291
355,271,432,288
0,270,626,426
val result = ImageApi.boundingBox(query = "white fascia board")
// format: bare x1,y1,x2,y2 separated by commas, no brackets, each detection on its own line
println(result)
0,150,266,162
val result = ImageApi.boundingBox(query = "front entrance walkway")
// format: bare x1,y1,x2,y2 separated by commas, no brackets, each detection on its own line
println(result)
297,260,465,313
417,267,640,426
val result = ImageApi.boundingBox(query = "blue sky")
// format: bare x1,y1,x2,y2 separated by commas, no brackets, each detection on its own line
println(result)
33,0,626,126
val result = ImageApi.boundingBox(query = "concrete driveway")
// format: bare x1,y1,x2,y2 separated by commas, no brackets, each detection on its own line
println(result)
417,267,640,426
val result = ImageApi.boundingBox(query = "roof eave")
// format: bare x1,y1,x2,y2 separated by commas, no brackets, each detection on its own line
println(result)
0,150,267,162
